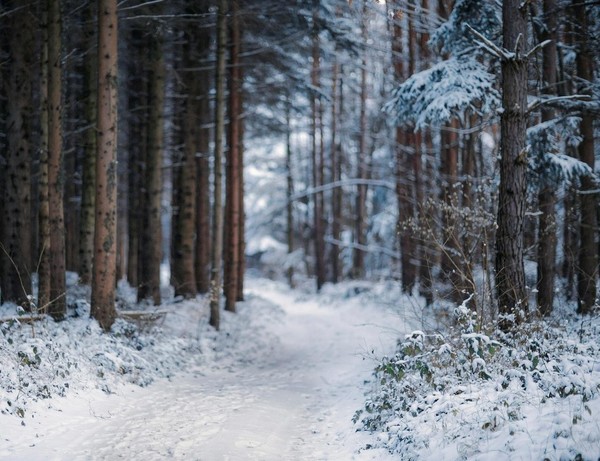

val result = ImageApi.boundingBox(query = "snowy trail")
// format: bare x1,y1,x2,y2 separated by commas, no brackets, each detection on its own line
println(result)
2,280,413,461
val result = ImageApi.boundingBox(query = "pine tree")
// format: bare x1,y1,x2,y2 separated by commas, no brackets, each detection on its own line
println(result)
91,0,119,331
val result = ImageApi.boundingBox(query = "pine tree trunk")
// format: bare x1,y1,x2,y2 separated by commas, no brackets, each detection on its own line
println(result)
209,0,228,330
236,118,245,303
391,2,416,292
138,36,164,305
311,8,326,291
195,76,211,295
91,0,119,331
47,0,66,319
496,0,529,327
172,34,199,299
1,2,34,307
78,0,97,287
535,0,558,316
192,21,212,295
572,0,597,315
224,1,242,312
126,30,146,290
330,57,340,284
285,98,295,288
38,8,51,312
352,0,369,280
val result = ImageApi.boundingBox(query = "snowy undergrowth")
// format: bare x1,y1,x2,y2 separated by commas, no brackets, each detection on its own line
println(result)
355,303,600,461
0,279,283,423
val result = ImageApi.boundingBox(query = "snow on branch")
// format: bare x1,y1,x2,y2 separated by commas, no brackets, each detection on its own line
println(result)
384,57,500,129
465,24,512,60
527,116,597,187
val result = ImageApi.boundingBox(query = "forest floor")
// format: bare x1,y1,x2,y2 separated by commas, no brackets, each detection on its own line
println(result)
0,277,418,460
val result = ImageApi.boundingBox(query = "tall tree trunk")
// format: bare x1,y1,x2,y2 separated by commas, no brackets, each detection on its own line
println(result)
534,0,558,316
47,0,66,319
224,1,242,312
78,0,97,287
91,0,119,331
172,33,199,299
38,7,51,312
352,0,369,280
311,7,326,291
496,0,529,328
195,74,211,295
236,115,245,302
1,2,34,307
572,0,597,315
138,35,164,305
285,97,295,288
330,56,341,284
125,30,146,290
390,2,416,292
209,0,228,330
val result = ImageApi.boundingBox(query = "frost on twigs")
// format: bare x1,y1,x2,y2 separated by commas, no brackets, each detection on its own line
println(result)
355,310,600,460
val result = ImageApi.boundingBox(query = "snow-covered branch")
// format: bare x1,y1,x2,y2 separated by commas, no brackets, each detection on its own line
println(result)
465,24,510,60
290,178,396,202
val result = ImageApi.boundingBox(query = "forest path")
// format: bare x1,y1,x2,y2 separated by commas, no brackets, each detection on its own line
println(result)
2,279,412,461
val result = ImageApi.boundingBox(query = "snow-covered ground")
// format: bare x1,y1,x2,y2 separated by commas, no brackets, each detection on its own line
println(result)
0,278,418,460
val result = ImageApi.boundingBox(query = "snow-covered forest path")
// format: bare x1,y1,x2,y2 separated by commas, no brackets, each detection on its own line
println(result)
2,280,415,461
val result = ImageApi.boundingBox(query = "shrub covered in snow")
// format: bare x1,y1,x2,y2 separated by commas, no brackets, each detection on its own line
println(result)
355,306,600,460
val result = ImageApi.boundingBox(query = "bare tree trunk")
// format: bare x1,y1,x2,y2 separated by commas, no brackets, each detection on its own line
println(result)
496,0,529,328
285,98,295,287
352,0,369,280
38,7,51,312
330,56,341,284
138,35,164,305
236,117,245,302
47,0,66,319
171,32,200,300
310,9,326,291
79,0,97,287
195,77,211,295
572,0,597,315
533,0,558,316
390,1,416,292
224,1,242,312
1,2,34,307
209,0,228,330
91,0,119,331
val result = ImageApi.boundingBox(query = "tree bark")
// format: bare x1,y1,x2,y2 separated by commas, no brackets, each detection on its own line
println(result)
390,2,416,292
47,0,66,320
534,0,558,316
285,97,295,288
138,35,164,305
79,0,97,287
572,0,597,315
330,56,341,284
172,29,200,300
352,0,369,280
311,7,326,291
1,2,34,307
209,0,228,330
224,0,242,312
38,7,51,312
91,0,119,331
195,74,211,295
496,0,529,327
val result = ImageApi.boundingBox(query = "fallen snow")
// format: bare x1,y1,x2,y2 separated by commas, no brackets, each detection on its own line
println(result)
0,278,418,460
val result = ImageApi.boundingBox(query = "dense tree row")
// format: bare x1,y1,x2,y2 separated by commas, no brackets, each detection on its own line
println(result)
0,0,598,332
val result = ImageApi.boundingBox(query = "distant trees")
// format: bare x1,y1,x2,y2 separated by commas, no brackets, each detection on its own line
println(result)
0,0,598,331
